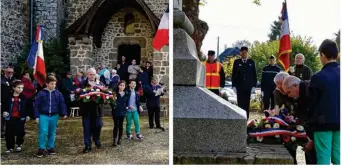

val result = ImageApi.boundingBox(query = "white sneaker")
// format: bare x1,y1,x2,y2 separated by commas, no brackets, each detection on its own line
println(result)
127,134,133,139
5,149,13,154
137,134,144,140
16,145,22,152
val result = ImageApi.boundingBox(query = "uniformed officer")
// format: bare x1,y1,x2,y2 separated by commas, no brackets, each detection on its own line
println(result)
261,56,281,110
202,50,225,95
231,47,257,119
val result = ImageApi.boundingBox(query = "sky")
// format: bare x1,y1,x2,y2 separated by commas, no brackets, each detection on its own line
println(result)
199,0,340,55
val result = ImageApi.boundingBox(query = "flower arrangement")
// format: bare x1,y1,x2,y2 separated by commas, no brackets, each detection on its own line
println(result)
74,85,116,106
247,107,309,149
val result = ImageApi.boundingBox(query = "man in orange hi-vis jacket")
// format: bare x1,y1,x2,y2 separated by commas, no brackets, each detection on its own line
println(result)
202,50,225,95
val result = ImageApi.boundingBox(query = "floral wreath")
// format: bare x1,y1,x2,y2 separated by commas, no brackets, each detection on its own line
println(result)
74,85,116,106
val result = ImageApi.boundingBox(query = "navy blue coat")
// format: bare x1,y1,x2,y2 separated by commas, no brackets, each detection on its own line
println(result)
2,94,28,121
144,84,164,108
261,65,281,92
113,91,129,117
309,62,340,131
34,89,67,119
232,58,257,90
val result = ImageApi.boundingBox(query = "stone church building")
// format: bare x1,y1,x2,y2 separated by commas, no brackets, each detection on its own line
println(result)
1,0,169,111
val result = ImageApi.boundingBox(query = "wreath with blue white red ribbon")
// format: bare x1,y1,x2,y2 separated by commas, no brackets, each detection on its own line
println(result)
74,85,116,106
247,108,309,150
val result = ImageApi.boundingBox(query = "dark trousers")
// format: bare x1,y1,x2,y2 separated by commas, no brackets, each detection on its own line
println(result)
5,118,25,149
113,116,125,142
1,116,5,137
288,147,297,164
147,106,161,128
237,88,252,119
305,149,317,164
209,89,219,95
263,89,275,110
82,116,102,147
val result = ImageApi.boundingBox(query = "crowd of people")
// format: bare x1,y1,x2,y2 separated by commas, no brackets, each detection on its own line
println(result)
1,55,166,157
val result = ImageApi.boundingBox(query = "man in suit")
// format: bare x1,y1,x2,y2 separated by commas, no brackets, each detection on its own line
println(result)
1,67,15,139
261,56,281,110
231,47,257,119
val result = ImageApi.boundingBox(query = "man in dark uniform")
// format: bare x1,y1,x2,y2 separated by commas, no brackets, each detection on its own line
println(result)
1,67,15,139
261,56,281,110
77,68,104,153
118,56,130,83
202,50,225,95
231,47,257,119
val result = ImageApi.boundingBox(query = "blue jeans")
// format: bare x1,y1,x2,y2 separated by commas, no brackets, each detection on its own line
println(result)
38,114,59,150
82,116,103,147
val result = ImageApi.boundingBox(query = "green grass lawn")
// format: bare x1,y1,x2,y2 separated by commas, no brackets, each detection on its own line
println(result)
1,116,169,165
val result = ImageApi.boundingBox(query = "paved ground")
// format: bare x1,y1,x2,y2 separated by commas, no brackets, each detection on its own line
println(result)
249,112,305,165
1,116,169,165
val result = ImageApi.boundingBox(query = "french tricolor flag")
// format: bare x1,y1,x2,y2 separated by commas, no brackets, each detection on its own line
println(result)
152,8,169,51
27,25,46,86
278,2,292,71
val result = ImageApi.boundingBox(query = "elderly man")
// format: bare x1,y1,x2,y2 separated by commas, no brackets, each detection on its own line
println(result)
282,75,317,164
273,72,294,110
309,39,340,165
78,68,104,153
1,67,15,139
289,53,313,80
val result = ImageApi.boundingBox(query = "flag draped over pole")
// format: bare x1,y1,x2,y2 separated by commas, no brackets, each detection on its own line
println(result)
278,1,292,71
152,7,169,51
27,25,46,86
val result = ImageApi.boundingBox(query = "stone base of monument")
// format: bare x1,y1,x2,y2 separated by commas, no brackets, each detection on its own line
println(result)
174,144,294,165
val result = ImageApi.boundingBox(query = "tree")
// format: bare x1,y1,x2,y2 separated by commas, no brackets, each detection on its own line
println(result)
232,40,252,49
249,35,321,81
268,19,282,41
222,56,237,79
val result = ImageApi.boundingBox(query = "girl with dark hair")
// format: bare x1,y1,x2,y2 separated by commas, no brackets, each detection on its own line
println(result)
112,80,129,146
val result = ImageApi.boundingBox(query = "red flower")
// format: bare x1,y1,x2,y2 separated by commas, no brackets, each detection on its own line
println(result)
282,135,290,143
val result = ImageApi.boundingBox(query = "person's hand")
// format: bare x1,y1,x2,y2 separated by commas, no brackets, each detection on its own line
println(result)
2,112,9,118
289,66,295,73
35,118,39,124
153,90,157,93
251,87,256,94
233,87,237,94
62,115,67,120
303,140,314,152
129,105,134,110
26,116,30,122
139,106,143,113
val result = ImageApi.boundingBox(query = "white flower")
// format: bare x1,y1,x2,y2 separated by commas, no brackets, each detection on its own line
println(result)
106,96,109,99
275,135,280,138
91,88,94,92
97,94,100,97
82,89,86,92
265,124,271,128
86,96,90,99
96,89,100,92
256,136,263,142
108,91,112,94
273,123,280,129
296,125,304,131
291,137,296,142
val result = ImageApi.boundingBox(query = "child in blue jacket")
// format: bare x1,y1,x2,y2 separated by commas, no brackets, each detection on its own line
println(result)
34,76,67,157
2,80,30,153
112,80,129,146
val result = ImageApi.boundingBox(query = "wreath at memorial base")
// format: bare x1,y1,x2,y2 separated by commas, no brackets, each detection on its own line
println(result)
247,108,309,149
74,85,116,106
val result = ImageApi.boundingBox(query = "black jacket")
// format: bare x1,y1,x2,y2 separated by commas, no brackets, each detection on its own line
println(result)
293,64,312,80
1,75,15,107
78,79,104,117
293,81,311,125
261,65,281,91
1,94,28,120
232,58,257,90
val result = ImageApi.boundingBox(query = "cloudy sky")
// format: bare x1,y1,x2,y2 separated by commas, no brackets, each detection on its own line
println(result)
199,0,340,55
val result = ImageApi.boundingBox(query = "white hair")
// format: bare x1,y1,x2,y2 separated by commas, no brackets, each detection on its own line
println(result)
295,53,305,62
282,76,301,89
87,68,96,74
274,72,290,83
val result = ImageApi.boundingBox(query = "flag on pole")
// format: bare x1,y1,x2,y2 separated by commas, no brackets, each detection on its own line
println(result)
27,25,46,86
278,2,292,71
152,7,169,51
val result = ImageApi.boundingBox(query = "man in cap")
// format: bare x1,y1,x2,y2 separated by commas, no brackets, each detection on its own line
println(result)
231,46,257,119
202,50,225,95
261,56,281,110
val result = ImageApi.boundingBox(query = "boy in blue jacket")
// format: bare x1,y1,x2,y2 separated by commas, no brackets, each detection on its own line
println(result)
309,39,340,165
34,76,67,157
143,76,165,131
126,80,144,139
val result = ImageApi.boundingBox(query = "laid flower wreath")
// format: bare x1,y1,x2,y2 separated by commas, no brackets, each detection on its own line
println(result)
74,85,116,106
247,107,309,150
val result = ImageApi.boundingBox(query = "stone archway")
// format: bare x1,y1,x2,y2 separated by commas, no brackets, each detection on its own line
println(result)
109,37,148,67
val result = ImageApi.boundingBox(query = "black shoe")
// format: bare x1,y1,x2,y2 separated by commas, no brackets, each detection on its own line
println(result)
117,139,121,145
83,147,91,153
95,141,101,148
157,127,165,131
36,149,44,158
1,134,4,139
47,148,56,155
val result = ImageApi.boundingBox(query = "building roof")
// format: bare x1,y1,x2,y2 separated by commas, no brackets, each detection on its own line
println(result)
218,47,240,62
